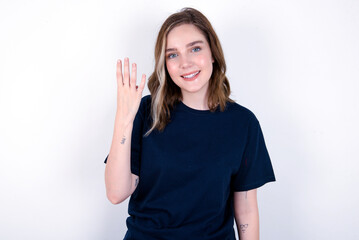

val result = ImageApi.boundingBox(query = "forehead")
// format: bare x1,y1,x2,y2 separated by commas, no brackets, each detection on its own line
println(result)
166,24,207,47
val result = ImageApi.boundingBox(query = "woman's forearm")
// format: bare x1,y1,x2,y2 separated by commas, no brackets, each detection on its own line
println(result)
105,115,134,204
235,208,259,240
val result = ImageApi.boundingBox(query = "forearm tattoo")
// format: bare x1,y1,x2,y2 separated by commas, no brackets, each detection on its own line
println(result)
240,224,248,234
135,178,139,187
120,135,126,144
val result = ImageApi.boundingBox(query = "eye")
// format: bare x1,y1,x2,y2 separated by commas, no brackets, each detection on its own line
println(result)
167,53,177,59
192,47,201,52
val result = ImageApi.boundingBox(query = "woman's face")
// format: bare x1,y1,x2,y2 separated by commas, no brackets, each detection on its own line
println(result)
165,24,214,98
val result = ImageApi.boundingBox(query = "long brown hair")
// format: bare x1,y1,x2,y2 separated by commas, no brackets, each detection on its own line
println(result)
145,7,234,137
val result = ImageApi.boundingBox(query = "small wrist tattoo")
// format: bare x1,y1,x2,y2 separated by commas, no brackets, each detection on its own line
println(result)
240,224,248,233
120,135,126,144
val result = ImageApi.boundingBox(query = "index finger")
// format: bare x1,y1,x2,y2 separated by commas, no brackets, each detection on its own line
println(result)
116,59,123,86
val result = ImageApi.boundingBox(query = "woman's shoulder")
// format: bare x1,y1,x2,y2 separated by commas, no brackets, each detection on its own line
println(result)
137,95,152,118
226,100,258,123
139,94,152,108
141,94,151,103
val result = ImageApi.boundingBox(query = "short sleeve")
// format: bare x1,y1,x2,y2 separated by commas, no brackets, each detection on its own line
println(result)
103,96,148,177
231,114,276,191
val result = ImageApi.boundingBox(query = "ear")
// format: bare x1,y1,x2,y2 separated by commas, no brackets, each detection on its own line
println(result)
212,57,215,63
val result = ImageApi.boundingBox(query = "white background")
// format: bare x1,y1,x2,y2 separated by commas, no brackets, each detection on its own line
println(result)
1,0,358,239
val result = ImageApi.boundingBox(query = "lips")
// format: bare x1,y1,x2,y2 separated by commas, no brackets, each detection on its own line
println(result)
181,71,200,80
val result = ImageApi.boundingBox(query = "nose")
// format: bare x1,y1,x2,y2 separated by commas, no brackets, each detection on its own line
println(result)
179,54,192,69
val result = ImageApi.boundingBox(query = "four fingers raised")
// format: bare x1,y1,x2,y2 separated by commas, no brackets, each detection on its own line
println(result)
117,58,146,92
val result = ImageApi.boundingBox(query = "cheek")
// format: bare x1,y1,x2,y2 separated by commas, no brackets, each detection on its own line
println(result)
197,54,212,67
166,61,177,76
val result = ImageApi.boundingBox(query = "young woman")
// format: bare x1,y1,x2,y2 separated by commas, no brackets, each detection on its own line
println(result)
104,7,275,240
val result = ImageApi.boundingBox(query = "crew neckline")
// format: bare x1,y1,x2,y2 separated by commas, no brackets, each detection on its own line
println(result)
177,100,218,115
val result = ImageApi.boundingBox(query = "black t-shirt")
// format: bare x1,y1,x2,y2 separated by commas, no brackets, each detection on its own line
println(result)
104,95,275,240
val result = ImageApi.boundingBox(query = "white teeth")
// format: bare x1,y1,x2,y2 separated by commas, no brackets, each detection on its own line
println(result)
183,71,199,79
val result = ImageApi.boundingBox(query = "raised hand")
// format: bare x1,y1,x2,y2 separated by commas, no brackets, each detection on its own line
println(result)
115,57,146,126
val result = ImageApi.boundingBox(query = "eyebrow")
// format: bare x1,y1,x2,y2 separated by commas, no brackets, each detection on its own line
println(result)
165,40,204,53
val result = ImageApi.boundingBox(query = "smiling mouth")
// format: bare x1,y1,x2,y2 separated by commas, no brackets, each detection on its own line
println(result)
181,71,200,79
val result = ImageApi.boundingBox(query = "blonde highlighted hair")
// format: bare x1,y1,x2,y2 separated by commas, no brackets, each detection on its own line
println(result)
144,7,234,137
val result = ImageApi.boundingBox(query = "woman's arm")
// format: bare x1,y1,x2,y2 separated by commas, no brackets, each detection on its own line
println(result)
104,58,146,204
233,189,259,240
